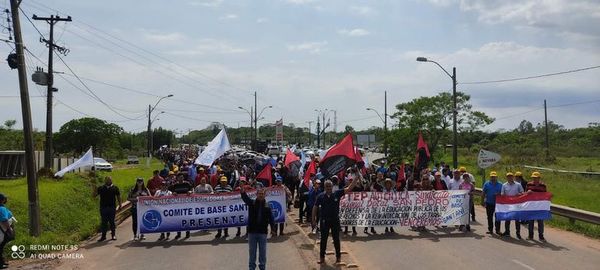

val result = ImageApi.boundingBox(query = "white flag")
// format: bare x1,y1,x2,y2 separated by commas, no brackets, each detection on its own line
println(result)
54,147,94,177
195,128,231,166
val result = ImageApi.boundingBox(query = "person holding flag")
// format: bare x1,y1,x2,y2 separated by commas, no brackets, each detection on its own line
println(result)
482,171,503,235
526,172,548,241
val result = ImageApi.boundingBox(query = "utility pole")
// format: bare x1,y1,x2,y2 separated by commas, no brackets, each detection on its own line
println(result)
10,0,41,236
147,105,152,158
544,99,549,158
254,91,258,151
33,14,71,171
452,67,458,169
384,90,388,157
316,116,321,149
307,121,313,146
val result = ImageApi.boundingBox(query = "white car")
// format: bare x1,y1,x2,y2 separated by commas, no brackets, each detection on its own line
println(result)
93,158,113,172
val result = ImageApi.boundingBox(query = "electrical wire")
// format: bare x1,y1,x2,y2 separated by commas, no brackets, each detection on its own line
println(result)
461,65,600,85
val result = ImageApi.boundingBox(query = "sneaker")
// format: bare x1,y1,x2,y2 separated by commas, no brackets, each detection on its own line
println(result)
364,228,368,234
486,231,493,234
539,235,546,242
502,232,510,237
317,257,325,264
133,236,138,241
527,235,534,240
385,228,389,233
223,233,229,238
97,237,106,242
516,234,522,240
343,228,348,234
174,233,181,239
111,236,117,241
370,228,377,234
185,232,190,239
158,234,165,240
390,228,395,233
140,234,145,240
466,225,471,232
215,233,221,239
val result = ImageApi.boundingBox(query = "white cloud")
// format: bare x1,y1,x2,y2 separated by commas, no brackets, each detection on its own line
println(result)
256,17,269,23
338,28,370,37
425,0,600,43
143,32,186,43
169,39,248,55
287,41,328,54
349,5,376,16
219,14,238,20
285,0,318,4
188,0,224,7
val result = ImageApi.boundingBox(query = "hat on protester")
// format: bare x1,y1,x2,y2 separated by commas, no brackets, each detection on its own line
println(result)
434,171,442,176
315,179,322,184
506,172,514,177
490,171,498,177
160,181,167,185
220,176,228,182
515,171,522,177
199,167,205,171
531,171,541,178
459,166,467,172
0,193,7,201
169,171,175,175
384,178,393,184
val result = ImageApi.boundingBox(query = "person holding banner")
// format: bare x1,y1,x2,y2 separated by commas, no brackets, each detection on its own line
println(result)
382,178,396,234
526,172,547,241
240,185,275,270
128,178,151,241
272,177,292,236
458,173,474,232
215,176,233,238
170,174,193,239
155,181,173,240
482,171,503,235
312,174,358,264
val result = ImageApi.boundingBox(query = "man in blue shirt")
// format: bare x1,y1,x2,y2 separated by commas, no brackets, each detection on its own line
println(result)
482,171,503,234
312,172,358,264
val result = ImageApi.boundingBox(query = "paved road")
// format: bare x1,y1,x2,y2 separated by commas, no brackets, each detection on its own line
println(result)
56,218,315,270
342,205,600,270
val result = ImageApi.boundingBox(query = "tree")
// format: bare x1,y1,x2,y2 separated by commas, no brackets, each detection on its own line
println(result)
54,117,123,157
3,120,16,130
344,125,355,133
516,120,534,135
391,92,493,161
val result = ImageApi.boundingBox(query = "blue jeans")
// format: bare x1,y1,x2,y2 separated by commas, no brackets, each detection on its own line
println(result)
248,233,267,270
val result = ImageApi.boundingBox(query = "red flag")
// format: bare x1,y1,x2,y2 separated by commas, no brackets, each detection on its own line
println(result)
414,132,431,177
303,160,316,188
256,163,273,187
320,134,358,178
284,149,300,168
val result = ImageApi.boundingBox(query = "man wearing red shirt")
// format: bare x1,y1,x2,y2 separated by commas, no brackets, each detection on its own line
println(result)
147,170,164,195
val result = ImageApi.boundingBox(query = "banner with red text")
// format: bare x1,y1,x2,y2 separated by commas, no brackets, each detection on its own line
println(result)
340,190,470,227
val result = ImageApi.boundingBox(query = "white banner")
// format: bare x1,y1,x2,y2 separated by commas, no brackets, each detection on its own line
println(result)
54,147,93,177
137,188,286,233
195,128,231,166
340,190,470,227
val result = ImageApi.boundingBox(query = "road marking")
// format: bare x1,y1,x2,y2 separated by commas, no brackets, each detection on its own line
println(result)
512,259,536,270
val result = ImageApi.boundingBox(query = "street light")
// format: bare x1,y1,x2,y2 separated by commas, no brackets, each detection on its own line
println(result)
239,106,254,148
255,105,272,149
367,107,388,157
417,56,458,169
148,94,173,159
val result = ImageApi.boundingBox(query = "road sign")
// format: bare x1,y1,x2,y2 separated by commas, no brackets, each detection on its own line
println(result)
477,149,501,169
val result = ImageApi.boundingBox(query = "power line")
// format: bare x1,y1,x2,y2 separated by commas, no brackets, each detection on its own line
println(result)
54,52,142,120
461,65,600,85
489,99,600,123
23,0,252,104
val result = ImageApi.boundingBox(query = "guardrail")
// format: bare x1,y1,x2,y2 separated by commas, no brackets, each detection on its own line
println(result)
473,188,600,226
115,201,132,225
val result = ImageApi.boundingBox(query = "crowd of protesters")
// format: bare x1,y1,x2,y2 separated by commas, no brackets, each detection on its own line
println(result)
84,146,550,268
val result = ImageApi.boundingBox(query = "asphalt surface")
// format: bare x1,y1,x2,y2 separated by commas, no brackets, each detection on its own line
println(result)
342,205,600,270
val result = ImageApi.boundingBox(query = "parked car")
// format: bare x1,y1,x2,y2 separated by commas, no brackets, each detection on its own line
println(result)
93,158,113,172
126,156,140,164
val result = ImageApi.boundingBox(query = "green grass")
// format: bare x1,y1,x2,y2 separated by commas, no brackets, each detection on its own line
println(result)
436,151,600,238
0,158,162,258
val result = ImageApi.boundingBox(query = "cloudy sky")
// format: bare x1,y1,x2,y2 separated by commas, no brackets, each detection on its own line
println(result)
1,0,599,135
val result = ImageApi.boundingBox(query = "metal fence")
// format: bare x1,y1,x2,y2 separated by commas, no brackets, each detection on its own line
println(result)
0,151,78,179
